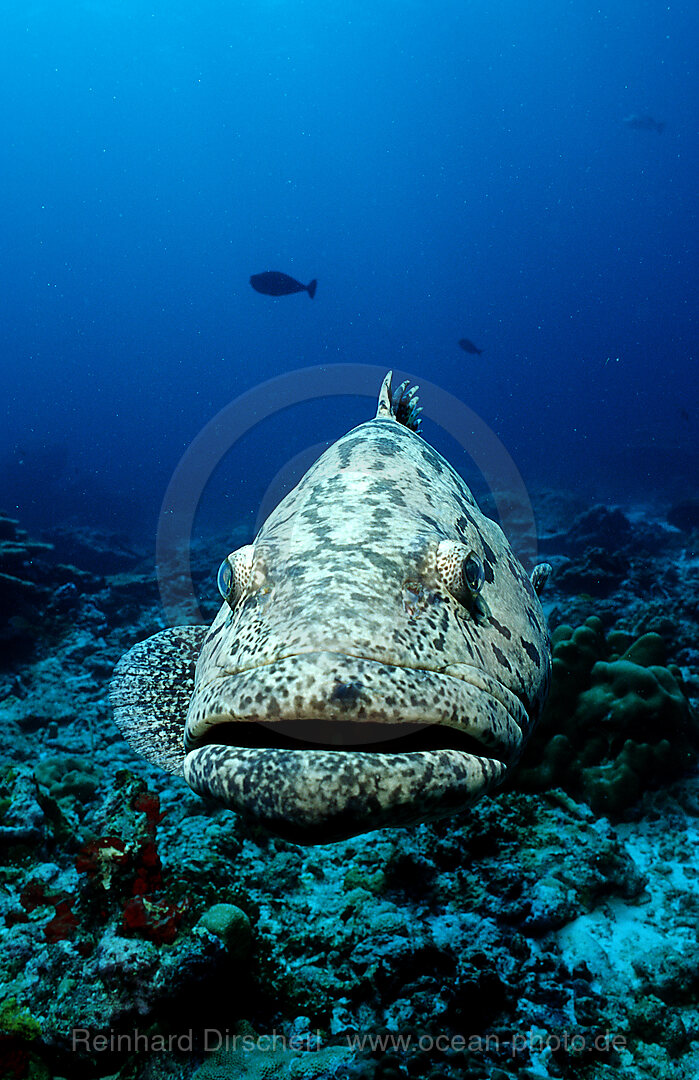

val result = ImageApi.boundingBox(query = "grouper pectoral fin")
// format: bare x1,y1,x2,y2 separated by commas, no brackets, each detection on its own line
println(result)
110,625,209,776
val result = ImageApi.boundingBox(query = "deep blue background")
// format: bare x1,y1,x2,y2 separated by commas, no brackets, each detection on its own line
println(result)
1,1,696,542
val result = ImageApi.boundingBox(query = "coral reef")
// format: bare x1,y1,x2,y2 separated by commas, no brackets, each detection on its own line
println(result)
1,503,699,1080
42,525,143,576
540,502,683,600
554,547,628,597
0,513,54,651
516,617,698,814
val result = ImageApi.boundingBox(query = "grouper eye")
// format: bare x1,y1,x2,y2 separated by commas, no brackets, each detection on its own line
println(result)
216,544,255,610
463,553,485,594
217,559,232,600
436,540,485,606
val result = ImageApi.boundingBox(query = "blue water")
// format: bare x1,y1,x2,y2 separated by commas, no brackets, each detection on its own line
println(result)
1,0,696,541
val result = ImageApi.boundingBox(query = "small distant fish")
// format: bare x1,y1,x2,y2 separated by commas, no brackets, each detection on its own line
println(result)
680,408,690,423
622,114,665,134
458,338,483,356
250,271,317,299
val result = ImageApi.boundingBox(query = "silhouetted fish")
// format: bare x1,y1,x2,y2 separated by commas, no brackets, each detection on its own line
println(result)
250,271,317,299
680,408,690,423
622,114,665,134
458,338,483,356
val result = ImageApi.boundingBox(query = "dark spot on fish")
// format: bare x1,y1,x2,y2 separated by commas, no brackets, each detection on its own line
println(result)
522,574,537,601
506,554,528,587
488,617,512,639
336,446,353,469
456,510,476,530
491,644,512,671
482,540,496,565
521,639,541,666
420,445,444,474
482,559,495,584
375,437,398,457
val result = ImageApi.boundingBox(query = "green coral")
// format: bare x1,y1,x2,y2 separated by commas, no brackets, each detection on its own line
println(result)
196,903,253,959
34,756,101,804
516,618,698,815
0,999,41,1042
0,998,48,1080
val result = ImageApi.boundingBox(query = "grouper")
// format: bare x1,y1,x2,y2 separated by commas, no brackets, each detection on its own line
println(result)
110,373,551,844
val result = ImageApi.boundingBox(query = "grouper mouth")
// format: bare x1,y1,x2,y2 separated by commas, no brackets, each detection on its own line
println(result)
182,651,529,843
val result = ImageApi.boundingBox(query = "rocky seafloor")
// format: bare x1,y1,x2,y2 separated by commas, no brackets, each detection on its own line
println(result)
1,493,698,1080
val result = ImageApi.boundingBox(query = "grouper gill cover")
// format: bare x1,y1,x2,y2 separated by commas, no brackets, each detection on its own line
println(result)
111,373,552,843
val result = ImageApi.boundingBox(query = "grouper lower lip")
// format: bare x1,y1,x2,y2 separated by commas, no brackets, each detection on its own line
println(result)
182,745,508,844
184,651,529,762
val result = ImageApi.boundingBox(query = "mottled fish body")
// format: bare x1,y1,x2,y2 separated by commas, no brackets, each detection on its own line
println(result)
250,271,317,298
111,373,551,844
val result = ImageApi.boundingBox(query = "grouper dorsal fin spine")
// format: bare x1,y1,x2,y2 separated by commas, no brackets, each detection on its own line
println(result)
375,371,395,420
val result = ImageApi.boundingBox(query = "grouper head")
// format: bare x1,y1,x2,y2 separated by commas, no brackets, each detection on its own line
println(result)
111,373,551,844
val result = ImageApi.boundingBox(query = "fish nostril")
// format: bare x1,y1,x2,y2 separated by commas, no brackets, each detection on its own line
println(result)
402,580,431,618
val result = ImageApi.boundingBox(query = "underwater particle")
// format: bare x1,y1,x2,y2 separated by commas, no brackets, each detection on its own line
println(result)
458,337,483,355
250,271,317,299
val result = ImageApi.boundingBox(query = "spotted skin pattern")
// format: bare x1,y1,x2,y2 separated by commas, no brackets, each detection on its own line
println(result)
111,373,551,844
